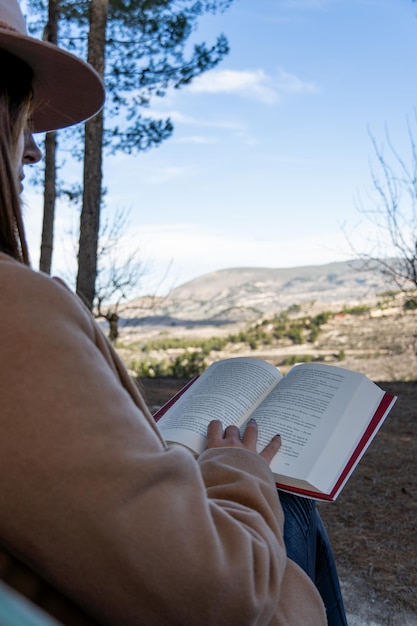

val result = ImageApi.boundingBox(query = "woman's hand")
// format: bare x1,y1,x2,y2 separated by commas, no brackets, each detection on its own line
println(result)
205,419,281,465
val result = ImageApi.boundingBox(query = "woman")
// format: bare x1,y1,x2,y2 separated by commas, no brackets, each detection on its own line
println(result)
0,1,346,624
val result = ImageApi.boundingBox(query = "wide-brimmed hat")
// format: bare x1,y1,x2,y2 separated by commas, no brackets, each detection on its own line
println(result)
0,0,105,133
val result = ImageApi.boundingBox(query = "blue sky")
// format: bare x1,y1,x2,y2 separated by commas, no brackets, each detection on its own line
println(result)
24,0,417,295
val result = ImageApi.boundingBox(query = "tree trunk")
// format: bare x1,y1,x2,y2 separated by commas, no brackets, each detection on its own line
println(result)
76,0,108,310
39,0,59,274
39,131,57,273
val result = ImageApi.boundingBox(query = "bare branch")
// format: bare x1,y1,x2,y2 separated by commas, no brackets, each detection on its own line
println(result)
351,116,417,295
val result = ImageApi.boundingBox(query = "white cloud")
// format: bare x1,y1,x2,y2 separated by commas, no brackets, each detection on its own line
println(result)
142,107,251,144
187,69,279,104
145,108,245,132
275,69,317,95
186,68,317,104
136,224,336,266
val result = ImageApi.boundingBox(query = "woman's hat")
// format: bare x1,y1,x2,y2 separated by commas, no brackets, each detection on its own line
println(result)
0,0,105,133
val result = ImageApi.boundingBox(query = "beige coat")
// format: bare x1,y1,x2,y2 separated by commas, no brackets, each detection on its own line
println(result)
0,253,326,626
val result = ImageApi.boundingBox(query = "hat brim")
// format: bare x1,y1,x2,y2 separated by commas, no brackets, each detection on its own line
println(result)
0,29,105,133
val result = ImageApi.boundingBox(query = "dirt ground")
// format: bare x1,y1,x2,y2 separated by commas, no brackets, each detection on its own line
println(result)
140,376,417,626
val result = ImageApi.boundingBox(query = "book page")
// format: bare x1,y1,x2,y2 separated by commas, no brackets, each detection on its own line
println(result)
157,357,282,454
250,363,383,481
305,376,389,494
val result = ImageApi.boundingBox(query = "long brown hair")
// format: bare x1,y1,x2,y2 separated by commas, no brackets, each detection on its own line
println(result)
0,50,33,264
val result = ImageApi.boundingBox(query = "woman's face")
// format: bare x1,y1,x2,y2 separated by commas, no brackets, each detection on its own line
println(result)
14,127,42,192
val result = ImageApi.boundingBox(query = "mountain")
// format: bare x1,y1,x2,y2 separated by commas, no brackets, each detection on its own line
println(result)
120,260,391,327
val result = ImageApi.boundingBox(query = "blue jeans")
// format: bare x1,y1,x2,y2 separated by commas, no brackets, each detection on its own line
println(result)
279,491,348,626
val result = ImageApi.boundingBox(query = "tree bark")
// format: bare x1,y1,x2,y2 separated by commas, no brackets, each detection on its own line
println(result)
39,131,57,273
39,0,59,274
76,0,108,309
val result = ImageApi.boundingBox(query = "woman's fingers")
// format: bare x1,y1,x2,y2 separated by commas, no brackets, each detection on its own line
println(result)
206,422,243,448
206,419,223,445
205,419,282,466
242,418,258,450
260,434,282,464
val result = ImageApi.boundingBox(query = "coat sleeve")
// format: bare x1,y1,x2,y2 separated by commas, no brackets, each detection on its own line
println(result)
0,257,325,626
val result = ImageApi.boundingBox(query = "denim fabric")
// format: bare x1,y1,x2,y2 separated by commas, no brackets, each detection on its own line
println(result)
279,491,348,626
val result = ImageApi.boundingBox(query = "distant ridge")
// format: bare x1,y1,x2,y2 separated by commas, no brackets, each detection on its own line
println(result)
121,260,392,326
168,260,383,299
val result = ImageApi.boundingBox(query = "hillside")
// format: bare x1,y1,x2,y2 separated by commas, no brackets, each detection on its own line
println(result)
113,263,417,384
119,260,391,327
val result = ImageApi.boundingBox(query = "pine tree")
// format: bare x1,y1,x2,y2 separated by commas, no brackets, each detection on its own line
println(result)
27,0,233,308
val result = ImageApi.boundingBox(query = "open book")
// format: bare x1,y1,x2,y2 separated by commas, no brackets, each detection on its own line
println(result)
154,357,396,501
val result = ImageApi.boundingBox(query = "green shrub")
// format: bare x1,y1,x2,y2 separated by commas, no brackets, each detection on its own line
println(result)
140,336,228,354
287,325,304,345
342,305,370,315
312,311,332,325
287,304,301,315
129,359,170,378
404,298,417,310
131,351,208,379
126,306,340,367
283,354,312,366
170,351,208,377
